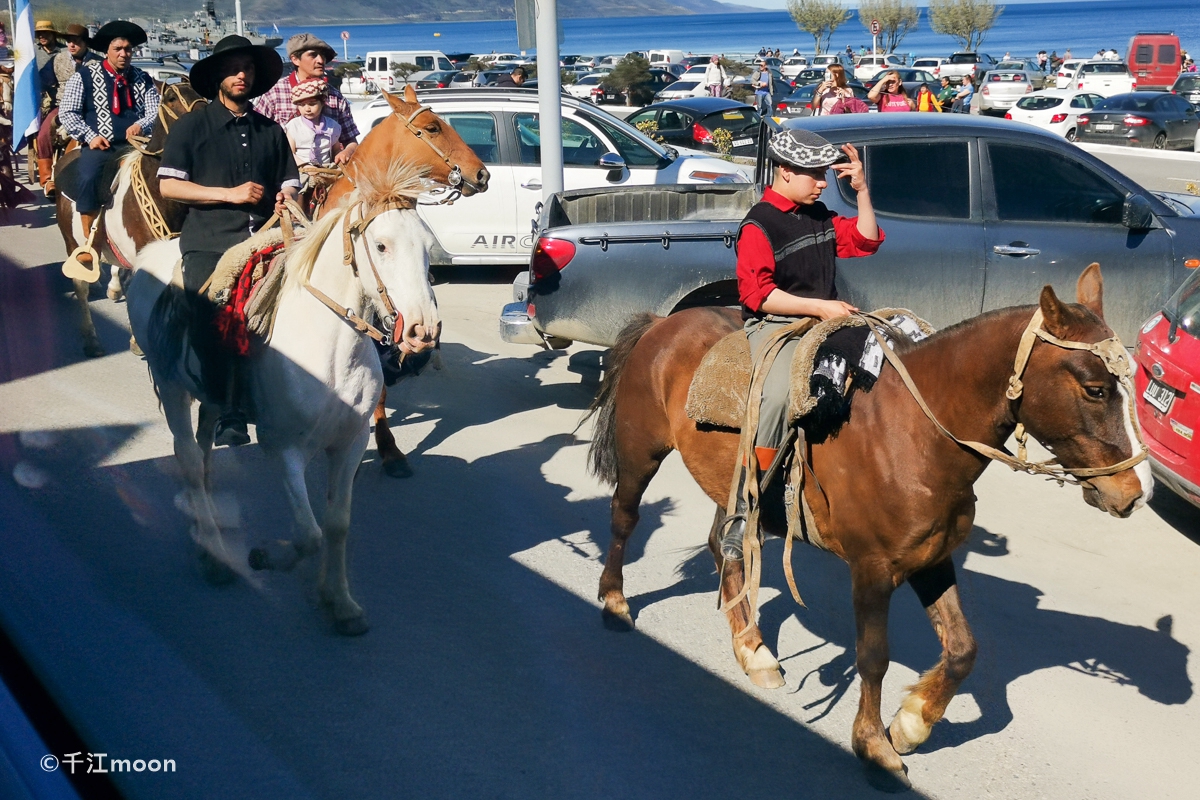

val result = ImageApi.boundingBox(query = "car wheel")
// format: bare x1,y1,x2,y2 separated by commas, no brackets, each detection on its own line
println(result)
1153,132,1167,150
1066,127,1078,142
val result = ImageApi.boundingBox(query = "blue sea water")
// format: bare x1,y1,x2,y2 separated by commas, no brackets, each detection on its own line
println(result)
278,0,1198,62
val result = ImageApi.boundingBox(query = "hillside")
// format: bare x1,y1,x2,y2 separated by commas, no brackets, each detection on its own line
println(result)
70,0,759,26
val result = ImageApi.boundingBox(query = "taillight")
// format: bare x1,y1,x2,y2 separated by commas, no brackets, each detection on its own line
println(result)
1131,80,1137,89
1024,85,1032,93
530,238,576,281
775,101,787,110
1050,113,1068,123
1124,115,1150,126
1004,111,1012,119
982,86,990,95
1078,114,1090,125
692,122,712,143
805,102,813,109
1078,82,1083,89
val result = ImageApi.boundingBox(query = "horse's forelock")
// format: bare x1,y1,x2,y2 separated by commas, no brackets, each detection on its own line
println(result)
348,156,431,215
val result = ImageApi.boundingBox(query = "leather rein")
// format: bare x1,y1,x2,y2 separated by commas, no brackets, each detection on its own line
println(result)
860,309,1149,485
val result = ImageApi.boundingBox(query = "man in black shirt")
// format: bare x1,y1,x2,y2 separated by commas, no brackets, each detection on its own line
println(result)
159,35,300,445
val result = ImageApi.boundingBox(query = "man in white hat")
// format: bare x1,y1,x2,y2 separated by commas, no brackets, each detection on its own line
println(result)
721,129,884,561
253,33,359,166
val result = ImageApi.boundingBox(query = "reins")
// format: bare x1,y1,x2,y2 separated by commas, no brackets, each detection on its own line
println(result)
860,309,1148,485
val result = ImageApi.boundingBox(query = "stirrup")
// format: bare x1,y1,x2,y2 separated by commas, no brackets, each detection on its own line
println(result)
718,511,747,561
214,413,250,447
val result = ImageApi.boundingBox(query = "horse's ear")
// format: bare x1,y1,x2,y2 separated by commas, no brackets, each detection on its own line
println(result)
403,83,418,104
1040,284,1068,334
383,91,408,114
1076,262,1104,320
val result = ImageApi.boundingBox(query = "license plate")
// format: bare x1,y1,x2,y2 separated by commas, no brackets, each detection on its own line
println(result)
1143,378,1176,414
1095,123,1115,131
732,137,753,147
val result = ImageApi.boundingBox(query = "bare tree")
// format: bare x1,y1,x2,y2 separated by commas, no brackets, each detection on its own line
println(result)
928,0,1004,53
859,0,921,54
787,0,852,56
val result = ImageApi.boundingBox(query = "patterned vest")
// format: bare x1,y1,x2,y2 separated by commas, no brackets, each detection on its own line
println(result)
738,200,839,318
80,60,150,141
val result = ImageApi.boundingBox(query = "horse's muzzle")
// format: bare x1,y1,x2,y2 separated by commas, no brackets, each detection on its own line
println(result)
458,166,490,197
1081,473,1145,519
401,321,440,354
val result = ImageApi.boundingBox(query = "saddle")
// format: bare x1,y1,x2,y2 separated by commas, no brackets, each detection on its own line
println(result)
686,308,936,436
54,144,131,207
201,225,291,355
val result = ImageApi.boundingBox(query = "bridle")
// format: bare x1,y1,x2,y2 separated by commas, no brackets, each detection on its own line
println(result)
128,82,206,158
862,308,1148,485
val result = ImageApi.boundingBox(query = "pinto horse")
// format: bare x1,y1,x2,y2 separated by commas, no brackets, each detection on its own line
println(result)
54,81,206,357
585,265,1151,790
318,84,490,479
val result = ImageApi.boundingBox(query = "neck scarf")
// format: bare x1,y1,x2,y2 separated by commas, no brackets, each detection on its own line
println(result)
303,115,329,165
104,60,132,116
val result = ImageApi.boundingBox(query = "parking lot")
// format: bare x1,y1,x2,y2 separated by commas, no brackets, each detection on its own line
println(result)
3,190,1200,799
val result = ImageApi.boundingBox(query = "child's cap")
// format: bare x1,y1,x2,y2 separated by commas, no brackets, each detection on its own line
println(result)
291,79,328,104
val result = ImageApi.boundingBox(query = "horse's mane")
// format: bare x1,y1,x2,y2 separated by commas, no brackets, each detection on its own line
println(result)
285,157,430,291
117,149,143,185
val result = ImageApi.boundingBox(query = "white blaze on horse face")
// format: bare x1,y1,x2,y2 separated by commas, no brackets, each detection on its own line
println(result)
364,210,440,349
1116,381,1154,508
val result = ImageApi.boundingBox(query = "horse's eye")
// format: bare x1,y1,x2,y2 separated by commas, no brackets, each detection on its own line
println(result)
1084,385,1105,399
426,125,440,134
375,242,386,253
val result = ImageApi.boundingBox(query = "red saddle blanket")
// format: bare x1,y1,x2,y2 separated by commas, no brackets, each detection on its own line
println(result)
214,242,286,356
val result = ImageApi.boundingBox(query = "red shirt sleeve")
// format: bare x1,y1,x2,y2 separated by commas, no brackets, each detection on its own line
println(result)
832,214,885,258
736,223,776,313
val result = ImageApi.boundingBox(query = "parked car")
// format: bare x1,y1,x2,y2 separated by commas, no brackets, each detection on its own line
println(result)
1056,59,1085,89
1004,89,1105,140
977,68,1037,114
132,60,189,84
939,52,998,84
1170,73,1200,106
1134,264,1200,508
1077,92,1199,150
351,88,749,267
681,55,714,68
789,68,832,88
1075,60,1137,96
861,68,938,94
590,68,677,105
854,54,906,81
780,56,810,79
500,113,1200,349
775,81,870,117
565,73,606,100
811,53,853,71
626,98,761,157
653,78,710,102
415,70,460,90
364,50,456,90
1127,31,1183,91
912,56,949,77
994,59,1051,88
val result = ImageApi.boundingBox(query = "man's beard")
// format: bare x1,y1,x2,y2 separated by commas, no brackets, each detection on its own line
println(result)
220,86,252,103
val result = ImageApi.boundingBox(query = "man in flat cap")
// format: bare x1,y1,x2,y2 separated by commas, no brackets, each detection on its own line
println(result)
158,35,300,446
253,33,359,166
36,23,100,196
721,129,884,561
58,21,160,255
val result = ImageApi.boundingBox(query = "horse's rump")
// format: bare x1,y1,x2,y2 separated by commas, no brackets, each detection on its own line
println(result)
53,144,130,206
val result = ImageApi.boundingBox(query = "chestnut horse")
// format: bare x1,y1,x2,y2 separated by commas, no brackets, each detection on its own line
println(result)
585,265,1151,790
54,81,206,357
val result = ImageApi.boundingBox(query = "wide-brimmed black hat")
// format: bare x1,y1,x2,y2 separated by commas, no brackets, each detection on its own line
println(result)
92,20,147,52
190,35,283,100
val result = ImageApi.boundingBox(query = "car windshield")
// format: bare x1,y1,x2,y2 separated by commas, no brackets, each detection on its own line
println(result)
1095,95,1155,111
950,54,981,63
789,85,817,99
1016,95,1063,110
1175,76,1200,92
578,76,601,85
670,81,699,90
1082,63,1129,74
1164,269,1200,336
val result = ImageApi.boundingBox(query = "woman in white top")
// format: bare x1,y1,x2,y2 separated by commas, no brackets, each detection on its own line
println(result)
284,79,344,169
813,64,853,115
703,55,728,97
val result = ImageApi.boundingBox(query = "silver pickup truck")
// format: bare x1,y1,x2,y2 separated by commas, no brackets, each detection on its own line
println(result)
500,114,1200,348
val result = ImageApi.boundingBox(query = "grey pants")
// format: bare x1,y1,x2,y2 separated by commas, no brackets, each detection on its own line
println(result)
745,316,803,450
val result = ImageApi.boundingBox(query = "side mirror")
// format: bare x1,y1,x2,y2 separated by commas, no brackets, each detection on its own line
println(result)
1122,194,1159,230
598,152,626,181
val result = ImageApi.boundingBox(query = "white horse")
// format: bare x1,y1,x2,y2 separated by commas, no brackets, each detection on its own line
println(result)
126,160,439,635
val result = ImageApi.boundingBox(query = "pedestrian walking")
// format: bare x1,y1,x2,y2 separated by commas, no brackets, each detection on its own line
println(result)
703,55,727,98
751,60,773,115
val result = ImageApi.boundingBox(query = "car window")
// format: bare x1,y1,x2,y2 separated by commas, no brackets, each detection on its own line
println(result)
440,112,500,164
1176,77,1200,93
514,113,606,166
437,58,454,70
988,143,1124,224
585,113,667,166
950,54,980,64
415,56,434,70
1154,95,1176,113
1017,96,1063,111
625,109,658,127
1096,95,1153,111
844,142,970,219
657,110,693,130
1068,95,1088,109
1158,45,1177,65
1135,45,1153,65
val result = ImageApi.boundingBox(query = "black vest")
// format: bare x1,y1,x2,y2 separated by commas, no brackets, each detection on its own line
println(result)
739,199,838,318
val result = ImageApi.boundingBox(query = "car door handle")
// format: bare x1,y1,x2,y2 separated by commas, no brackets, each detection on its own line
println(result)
521,179,543,190
993,244,1041,256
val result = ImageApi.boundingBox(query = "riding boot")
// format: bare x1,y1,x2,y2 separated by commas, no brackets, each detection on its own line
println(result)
719,447,778,562
77,213,97,264
37,158,54,196
214,357,251,447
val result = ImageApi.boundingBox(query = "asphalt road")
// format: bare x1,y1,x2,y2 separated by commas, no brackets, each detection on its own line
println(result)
2,193,1200,800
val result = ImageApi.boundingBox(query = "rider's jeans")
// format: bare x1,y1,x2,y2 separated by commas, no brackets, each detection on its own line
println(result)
745,315,803,449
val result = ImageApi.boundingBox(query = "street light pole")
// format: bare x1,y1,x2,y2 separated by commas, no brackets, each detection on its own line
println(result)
535,0,563,202
235,0,244,37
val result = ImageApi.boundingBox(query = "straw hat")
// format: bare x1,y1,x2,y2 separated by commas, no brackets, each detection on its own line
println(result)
34,20,60,36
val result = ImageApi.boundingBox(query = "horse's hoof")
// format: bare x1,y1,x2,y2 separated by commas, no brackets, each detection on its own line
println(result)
747,668,786,689
197,549,237,586
248,547,270,571
334,615,370,636
83,340,105,359
889,697,931,755
249,539,308,572
382,457,414,479
601,606,635,632
106,288,123,302
863,761,912,793
129,336,143,356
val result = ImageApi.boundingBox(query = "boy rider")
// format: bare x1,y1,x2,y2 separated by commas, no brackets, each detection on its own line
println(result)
723,129,884,561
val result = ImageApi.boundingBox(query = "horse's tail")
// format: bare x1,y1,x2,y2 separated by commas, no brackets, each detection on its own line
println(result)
584,313,662,486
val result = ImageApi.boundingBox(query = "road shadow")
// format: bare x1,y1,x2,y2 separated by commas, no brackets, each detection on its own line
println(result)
0,196,57,229
1148,479,1200,546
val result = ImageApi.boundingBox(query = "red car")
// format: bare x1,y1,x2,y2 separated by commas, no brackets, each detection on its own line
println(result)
1134,265,1200,506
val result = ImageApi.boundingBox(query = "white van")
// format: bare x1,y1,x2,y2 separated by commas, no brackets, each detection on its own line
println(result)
363,51,455,90
648,49,686,66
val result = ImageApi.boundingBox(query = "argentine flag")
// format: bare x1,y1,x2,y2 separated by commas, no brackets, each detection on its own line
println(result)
9,0,42,153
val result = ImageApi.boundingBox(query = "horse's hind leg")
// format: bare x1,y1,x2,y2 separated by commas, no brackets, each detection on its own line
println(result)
598,440,667,631
706,509,785,689
106,266,127,302
889,558,977,755
373,388,413,479
72,277,105,358
320,431,369,636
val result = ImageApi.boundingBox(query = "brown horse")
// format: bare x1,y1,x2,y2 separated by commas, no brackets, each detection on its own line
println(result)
318,84,490,479
54,81,206,357
584,265,1150,790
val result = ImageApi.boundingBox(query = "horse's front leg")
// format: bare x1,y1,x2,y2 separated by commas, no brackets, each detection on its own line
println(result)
319,427,369,636
106,265,128,302
850,565,909,790
373,388,413,479
890,558,977,754
72,277,105,358
248,446,323,572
